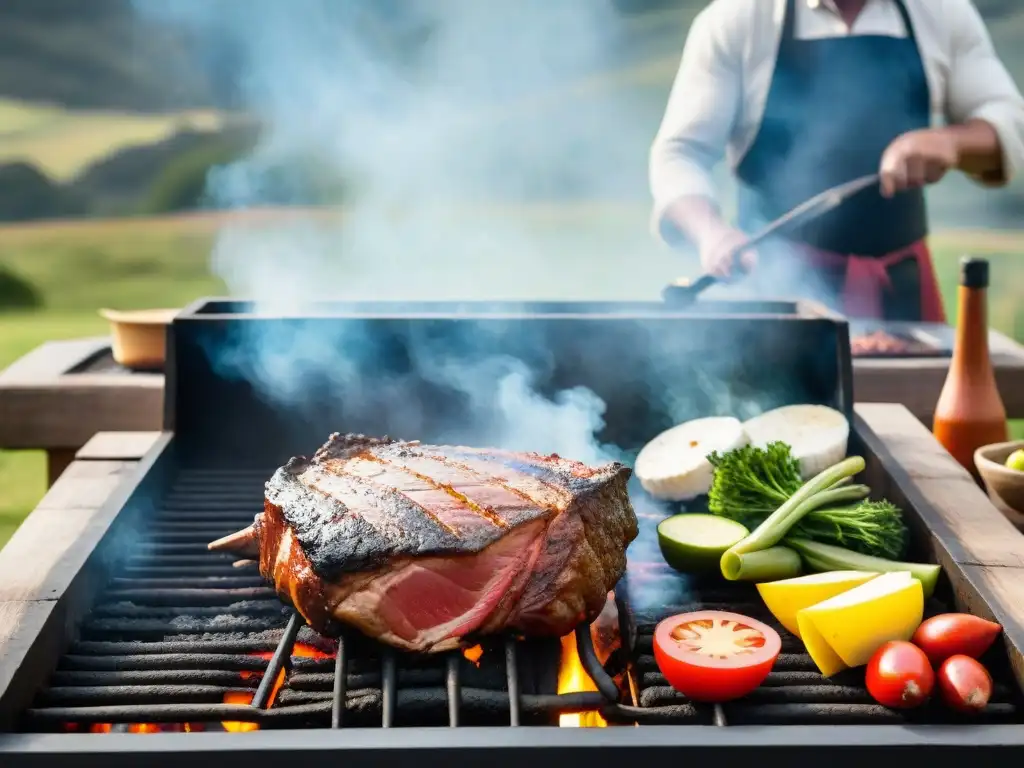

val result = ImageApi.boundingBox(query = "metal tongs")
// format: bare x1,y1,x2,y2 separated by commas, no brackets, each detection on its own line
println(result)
662,173,881,307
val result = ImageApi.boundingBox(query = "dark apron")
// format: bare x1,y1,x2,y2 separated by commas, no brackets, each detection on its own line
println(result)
735,0,945,322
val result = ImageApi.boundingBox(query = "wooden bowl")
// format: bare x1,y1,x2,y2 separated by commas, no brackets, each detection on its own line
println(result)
99,308,179,370
975,440,1024,527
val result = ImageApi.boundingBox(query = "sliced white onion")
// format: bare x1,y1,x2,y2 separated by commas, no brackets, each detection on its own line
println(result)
635,416,749,501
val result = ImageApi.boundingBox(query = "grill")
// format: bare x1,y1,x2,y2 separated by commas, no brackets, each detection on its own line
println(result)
2,298,1024,766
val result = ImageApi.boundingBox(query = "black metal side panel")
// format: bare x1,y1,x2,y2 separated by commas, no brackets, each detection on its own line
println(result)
3,725,1024,767
166,301,852,467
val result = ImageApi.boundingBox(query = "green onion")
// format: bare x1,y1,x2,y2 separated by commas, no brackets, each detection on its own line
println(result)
720,456,867,581
720,546,803,581
786,537,941,598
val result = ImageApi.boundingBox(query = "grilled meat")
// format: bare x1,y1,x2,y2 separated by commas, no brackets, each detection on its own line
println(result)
851,330,914,356
210,433,638,653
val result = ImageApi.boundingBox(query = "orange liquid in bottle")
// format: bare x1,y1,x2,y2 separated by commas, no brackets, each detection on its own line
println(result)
932,256,1008,478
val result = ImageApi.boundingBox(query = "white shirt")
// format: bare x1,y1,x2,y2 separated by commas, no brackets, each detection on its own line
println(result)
649,0,1024,243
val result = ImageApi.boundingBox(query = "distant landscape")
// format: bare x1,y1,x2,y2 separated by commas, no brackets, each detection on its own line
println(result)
1,0,1023,546
3,0,1024,226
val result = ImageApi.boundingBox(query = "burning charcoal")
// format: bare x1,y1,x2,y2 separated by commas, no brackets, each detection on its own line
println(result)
607,702,712,725
757,671,835,687
638,686,690,708
90,600,285,619
81,615,289,639
737,685,873,705
50,670,259,688
37,685,237,707
640,669,830,689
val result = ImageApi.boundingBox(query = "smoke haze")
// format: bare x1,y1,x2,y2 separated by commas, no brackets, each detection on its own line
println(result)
132,1,801,609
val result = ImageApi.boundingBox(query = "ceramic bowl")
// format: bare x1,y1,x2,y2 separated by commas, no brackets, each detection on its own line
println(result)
975,440,1024,526
99,308,179,370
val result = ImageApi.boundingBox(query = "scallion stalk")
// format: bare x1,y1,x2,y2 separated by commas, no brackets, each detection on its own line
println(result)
719,457,867,581
786,537,941,598
721,546,803,581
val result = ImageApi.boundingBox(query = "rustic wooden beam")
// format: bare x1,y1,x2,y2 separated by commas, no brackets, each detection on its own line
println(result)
0,432,171,728
76,431,162,462
0,338,162,452
854,403,1024,567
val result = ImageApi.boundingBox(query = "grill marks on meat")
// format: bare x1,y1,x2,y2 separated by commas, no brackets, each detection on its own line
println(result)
210,433,638,653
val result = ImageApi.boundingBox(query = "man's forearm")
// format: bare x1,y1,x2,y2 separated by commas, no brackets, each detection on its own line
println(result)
663,196,730,247
942,119,1005,177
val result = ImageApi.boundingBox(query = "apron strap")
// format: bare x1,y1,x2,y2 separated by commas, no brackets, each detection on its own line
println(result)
801,241,946,322
892,0,919,45
782,0,797,44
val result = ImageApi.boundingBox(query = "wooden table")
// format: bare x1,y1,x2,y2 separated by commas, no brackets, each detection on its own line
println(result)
0,338,162,484
1,331,1024,488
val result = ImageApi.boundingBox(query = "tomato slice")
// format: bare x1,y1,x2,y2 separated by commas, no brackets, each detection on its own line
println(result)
653,610,781,702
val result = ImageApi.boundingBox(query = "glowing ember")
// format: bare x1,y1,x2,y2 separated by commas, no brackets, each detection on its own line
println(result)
556,633,607,728
463,645,484,666
221,642,332,732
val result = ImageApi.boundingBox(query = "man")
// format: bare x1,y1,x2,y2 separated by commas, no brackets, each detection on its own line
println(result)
650,0,1024,320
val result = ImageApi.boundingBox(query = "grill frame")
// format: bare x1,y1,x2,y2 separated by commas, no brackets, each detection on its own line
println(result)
3,407,1024,766
2,298,1024,763
4,723,1024,768
163,298,855,466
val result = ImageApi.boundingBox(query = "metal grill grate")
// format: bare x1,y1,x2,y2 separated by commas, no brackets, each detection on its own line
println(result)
21,468,1024,732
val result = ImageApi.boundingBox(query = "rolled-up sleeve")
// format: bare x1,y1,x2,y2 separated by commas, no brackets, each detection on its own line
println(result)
649,5,742,244
944,0,1024,186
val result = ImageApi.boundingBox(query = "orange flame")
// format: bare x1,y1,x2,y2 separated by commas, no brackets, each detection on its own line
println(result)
556,633,607,728
462,645,484,666
221,642,332,732
82,723,197,734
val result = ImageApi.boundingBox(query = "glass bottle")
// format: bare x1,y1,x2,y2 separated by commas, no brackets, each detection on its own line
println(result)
933,256,1008,478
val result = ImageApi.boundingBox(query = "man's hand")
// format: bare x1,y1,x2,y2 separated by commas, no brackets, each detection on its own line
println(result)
698,222,757,278
879,128,961,198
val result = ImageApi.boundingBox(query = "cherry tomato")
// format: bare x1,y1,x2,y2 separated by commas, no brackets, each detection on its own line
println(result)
865,641,934,709
653,610,781,702
937,655,992,714
911,614,1001,665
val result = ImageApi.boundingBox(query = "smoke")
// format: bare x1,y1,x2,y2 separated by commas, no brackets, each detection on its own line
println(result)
132,0,790,610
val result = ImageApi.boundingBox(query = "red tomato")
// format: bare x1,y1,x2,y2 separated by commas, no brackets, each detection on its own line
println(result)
653,610,781,702
937,655,993,714
911,614,1002,665
865,641,935,709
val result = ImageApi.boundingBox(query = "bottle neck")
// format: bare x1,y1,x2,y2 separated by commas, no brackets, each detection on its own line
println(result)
951,284,991,374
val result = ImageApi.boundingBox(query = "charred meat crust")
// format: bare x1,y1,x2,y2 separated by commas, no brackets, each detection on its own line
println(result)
265,432,634,581
213,432,641,650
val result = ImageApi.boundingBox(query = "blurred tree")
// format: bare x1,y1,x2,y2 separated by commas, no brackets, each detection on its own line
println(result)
0,266,42,311
0,162,84,222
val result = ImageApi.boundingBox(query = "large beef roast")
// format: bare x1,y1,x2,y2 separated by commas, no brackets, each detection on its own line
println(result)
209,433,638,653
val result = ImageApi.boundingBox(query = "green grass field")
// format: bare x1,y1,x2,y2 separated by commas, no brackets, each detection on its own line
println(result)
0,210,1022,549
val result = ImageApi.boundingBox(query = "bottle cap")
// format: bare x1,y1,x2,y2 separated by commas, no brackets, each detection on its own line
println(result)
960,255,989,289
